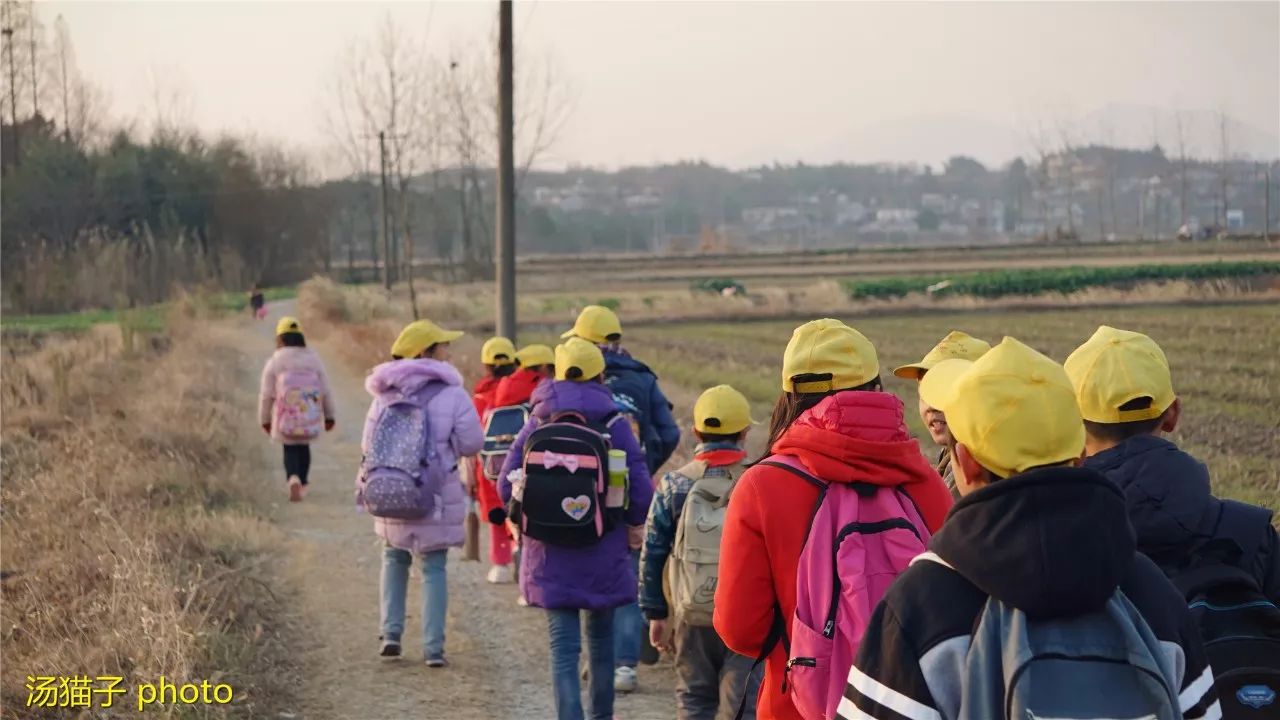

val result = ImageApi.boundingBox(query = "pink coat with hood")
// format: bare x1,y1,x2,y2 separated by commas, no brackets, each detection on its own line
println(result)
360,358,484,554
258,346,336,444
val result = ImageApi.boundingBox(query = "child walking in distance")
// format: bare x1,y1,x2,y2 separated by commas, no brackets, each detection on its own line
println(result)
249,284,266,320
358,320,483,667
564,305,680,686
1067,326,1279,716
258,317,335,502
640,385,763,720
842,339,1218,720
498,338,654,720
714,319,952,720
893,330,990,499
473,336,519,580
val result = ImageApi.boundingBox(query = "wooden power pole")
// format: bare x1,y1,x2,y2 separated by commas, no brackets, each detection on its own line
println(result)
378,130,392,290
495,0,516,342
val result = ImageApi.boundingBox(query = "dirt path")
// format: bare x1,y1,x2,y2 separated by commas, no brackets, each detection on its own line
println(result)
237,303,675,720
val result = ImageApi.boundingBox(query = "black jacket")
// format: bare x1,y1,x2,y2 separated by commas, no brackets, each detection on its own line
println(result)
1085,435,1280,602
842,467,1218,720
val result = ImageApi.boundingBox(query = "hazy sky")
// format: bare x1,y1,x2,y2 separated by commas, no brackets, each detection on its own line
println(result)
49,1,1280,171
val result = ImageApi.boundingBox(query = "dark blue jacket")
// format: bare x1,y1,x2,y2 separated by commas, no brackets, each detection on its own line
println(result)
1084,435,1280,602
601,348,680,475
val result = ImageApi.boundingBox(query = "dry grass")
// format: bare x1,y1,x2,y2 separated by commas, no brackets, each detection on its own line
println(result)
1,318,293,716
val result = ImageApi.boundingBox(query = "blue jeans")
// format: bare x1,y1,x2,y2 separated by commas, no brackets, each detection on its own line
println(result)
614,548,643,667
380,547,448,659
547,608,615,720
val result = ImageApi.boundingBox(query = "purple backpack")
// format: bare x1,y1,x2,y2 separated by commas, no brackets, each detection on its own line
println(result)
762,454,931,720
357,383,448,520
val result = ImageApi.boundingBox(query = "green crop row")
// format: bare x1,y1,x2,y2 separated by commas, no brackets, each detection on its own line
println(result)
844,262,1280,300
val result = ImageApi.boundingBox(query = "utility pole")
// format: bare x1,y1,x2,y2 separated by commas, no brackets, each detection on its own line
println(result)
27,5,36,117
2,14,18,166
495,0,516,341
378,130,392,290
1265,165,1272,243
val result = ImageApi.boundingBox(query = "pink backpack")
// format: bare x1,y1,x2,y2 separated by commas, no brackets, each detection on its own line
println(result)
761,454,931,720
274,369,325,442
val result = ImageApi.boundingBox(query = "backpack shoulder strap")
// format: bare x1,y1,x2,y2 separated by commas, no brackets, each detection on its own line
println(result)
756,454,824,489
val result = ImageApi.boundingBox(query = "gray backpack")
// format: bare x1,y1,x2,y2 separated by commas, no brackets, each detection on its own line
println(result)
357,383,447,520
963,589,1182,720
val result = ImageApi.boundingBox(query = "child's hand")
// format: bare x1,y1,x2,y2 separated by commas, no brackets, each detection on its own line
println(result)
648,619,671,654
262,423,272,435
628,524,645,549
324,418,335,432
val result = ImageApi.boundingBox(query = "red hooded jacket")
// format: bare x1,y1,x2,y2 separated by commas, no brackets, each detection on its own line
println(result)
713,391,952,720
471,375,503,516
492,367,544,408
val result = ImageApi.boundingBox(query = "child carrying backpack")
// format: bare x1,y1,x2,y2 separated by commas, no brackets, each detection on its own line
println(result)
258,316,335,502
358,320,483,667
640,385,763,720
713,319,953,720
841,339,1218,720
497,338,653,720
472,336,519,577
1067,326,1278,718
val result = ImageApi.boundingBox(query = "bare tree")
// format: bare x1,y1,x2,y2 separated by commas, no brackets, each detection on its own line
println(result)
1174,110,1190,233
1217,109,1231,231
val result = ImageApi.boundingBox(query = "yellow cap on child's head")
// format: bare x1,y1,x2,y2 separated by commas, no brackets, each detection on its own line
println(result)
893,330,991,380
561,305,623,344
555,337,606,382
516,344,555,368
694,385,754,435
481,336,517,366
919,337,1084,479
1064,326,1174,424
391,320,464,359
276,316,303,336
781,319,879,393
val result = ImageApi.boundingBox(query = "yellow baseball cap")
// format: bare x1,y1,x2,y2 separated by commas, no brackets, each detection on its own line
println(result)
390,320,464,359
481,336,517,366
516,344,555,368
781,319,879,393
893,330,992,380
919,337,1085,479
562,305,623,344
1064,326,1175,423
694,385,754,435
555,337,606,381
276,316,303,336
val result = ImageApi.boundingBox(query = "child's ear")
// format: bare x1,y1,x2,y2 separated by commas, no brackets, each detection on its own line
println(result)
1160,397,1181,434
953,443,987,496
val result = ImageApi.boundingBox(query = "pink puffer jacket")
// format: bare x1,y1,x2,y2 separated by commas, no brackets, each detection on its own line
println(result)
361,358,484,554
258,347,336,444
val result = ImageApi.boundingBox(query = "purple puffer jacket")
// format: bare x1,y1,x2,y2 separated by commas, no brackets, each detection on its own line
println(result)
499,380,653,611
361,359,483,554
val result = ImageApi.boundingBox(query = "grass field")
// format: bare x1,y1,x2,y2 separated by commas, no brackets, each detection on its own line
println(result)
624,303,1280,513
0,287,296,334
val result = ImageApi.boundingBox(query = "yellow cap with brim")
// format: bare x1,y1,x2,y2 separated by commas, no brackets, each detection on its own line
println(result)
694,384,755,435
391,320,464,359
782,319,879,393
1064,325,1175,423
516,344,555,368
894,330,992,380
481,336,518,366
276,316,302,336
555,337,606,382
562,305,623,344
919,338,1085,479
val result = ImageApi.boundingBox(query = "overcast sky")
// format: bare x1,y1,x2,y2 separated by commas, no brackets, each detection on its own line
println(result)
49,1,1280,172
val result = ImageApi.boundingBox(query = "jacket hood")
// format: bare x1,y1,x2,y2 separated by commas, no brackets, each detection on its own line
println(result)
493,367,544,407
932,466,1135,620
771,391,932,486
365,358,463,398
603,349,653,375
1083,435,1218,556
530,379,618,421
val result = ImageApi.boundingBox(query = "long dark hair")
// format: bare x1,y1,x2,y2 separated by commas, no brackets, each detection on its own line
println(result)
277,332,306,348
756,374,883,462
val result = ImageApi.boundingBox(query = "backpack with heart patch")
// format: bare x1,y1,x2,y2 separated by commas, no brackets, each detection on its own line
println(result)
668,459,740,627
511,410,621,547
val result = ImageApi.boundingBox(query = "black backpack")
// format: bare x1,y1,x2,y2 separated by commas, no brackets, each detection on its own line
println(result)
509,411,620,548
1171,501,1280,719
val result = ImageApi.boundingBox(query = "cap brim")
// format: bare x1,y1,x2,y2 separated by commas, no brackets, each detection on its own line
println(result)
439,330,465,343
892,363,929,380
918,358,973,411
560,329,577,339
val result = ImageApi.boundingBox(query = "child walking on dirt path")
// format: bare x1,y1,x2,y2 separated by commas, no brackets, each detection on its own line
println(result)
472,336,519,581
640,384,762,720
258,316,335,502
249,284,266,320
498,338,654,720
359,319,483,667
713,319,952,720
893,330,991,499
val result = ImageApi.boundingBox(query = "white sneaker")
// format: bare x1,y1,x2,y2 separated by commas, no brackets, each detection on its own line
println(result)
516,595,529,607
614,666,638,694
486,565,513,584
